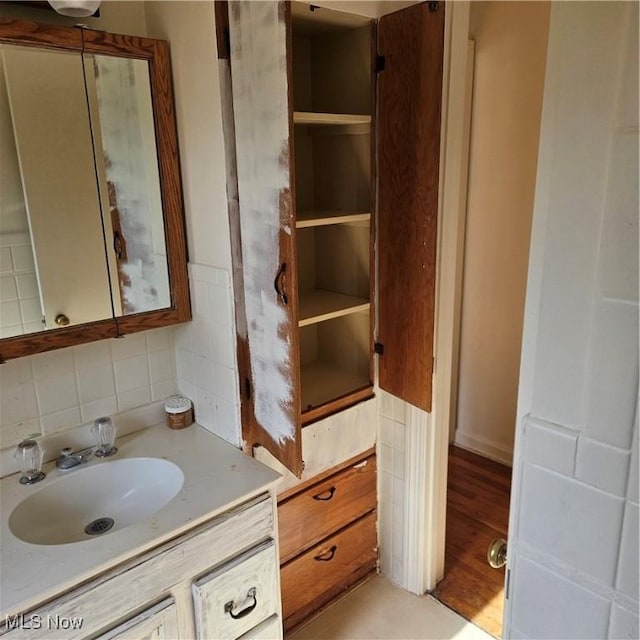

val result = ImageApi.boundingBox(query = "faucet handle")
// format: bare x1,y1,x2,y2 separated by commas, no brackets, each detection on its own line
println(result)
92,417,118,457
15,438,46,485
60,447,73,458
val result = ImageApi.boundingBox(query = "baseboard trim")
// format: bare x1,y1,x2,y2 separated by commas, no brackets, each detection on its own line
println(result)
453,430,513,466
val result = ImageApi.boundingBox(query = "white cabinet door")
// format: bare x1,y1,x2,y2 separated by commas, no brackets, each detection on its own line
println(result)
193,541,278,640
95,599,179,640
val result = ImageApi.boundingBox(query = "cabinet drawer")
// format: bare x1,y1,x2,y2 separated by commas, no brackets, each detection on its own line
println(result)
280,512,377,631
237,615,281,640
95,598,179,640
278,455,376,563
193,541,279,640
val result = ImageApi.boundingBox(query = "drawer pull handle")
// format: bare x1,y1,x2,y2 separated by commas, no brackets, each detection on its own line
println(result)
312,486,336,501
314,545,337,562
274,262,288,305
224,587,258,620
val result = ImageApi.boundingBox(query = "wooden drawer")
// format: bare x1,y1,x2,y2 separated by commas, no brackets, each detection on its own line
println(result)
280,512,377,632
193,541,279,640
278,455,376,563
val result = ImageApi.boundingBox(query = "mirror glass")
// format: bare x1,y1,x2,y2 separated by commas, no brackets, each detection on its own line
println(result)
0,44,171,338
85,54,171,316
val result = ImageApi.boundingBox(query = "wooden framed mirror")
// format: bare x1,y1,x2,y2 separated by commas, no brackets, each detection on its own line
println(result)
0,18,190,361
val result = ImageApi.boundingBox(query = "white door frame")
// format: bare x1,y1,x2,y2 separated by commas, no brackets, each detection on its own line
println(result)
404,0,474,593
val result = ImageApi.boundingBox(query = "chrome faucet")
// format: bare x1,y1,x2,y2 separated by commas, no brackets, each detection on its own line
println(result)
56,447,93,470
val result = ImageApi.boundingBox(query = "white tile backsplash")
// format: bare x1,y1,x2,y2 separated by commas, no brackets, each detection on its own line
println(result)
36,372,79,415
174,263,241,447
114,355,150,394
0,327,177,458
77,363,116,403
117,386,152,413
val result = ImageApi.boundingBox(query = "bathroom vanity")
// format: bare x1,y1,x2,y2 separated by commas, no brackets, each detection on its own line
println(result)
0,425,282,639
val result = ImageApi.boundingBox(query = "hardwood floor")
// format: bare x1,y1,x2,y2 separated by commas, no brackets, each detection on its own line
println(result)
434,446,512,638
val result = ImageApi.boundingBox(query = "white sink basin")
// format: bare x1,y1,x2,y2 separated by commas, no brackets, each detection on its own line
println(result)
9,458,184,545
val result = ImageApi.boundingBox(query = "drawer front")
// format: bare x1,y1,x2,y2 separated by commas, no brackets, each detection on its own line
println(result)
237,615,282,640
280,512,377,631
193,541,279,640
278,455,376,563
2,497,273,640
95,598,179,640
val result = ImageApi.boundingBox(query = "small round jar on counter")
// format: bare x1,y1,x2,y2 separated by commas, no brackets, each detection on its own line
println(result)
165,396,194,430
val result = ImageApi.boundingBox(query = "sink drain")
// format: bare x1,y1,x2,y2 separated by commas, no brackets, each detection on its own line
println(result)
84,517,115,536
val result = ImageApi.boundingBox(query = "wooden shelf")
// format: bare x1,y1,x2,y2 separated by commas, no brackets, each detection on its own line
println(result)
298,290,369,327
300,361,371,411
293,111,371,126
296,211,370,229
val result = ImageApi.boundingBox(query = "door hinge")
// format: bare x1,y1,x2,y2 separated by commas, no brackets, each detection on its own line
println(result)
428,1,439,12
244,377,252,400
375,54,386,73
374,342,384,356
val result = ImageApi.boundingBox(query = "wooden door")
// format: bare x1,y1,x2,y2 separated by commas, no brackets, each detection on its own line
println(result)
227,2,303,476
377,1,445,412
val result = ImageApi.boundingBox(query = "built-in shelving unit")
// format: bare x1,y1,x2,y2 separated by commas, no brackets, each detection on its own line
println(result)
291,3,374,420
293,111,371,126
298,290,369,326
296,211,370,229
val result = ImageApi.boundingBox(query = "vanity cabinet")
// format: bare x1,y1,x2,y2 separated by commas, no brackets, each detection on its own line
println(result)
95,598,180,640
220,1,445,477
1,495,282,640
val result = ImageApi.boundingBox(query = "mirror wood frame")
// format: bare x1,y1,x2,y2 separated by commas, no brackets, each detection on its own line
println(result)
0,18,190,362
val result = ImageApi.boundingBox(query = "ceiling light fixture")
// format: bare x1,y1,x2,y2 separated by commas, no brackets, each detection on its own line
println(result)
47,0,101,18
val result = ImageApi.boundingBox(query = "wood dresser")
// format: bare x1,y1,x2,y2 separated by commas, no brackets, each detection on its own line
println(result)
278,451,377,632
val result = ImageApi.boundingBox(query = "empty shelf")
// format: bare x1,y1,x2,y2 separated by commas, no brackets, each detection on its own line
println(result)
301,361,371,410
293,111,372,126
299,290,370,326
296,211,371,228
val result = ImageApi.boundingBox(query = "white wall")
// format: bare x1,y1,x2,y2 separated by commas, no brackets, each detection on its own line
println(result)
507,2,638,638
454,1,549,465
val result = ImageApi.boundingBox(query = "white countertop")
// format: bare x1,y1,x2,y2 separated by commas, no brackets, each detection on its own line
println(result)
0,423,281,617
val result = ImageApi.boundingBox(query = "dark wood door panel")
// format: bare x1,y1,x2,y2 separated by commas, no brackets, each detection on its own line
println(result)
377,2,445,412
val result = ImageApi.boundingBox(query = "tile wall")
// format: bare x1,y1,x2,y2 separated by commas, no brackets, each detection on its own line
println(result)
173,263,242,447
0,234,43,338
508,3,639,638
0,260,242,474
0,326,176,452
378,390,410,588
